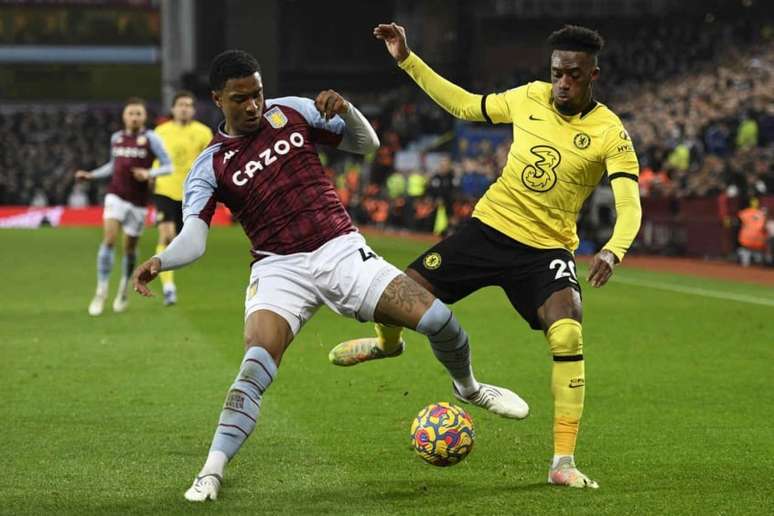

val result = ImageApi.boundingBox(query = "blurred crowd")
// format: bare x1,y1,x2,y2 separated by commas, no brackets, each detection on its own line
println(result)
0,107,122,206
1,15,772,249
615,45,774,201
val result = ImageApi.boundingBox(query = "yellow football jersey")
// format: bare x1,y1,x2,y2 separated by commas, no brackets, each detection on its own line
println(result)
153,120,213,201
398,52,641,259
474,81,639,252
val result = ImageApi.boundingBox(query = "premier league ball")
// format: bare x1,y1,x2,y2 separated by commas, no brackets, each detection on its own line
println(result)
410,402,475,466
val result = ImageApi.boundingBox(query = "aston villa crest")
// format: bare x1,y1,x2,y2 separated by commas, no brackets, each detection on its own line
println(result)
264,107,288,129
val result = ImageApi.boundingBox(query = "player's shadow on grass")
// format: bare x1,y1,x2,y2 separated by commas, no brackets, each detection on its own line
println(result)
267,478,553,512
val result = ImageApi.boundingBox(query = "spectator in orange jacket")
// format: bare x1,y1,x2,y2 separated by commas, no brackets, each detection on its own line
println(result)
737,198,767,266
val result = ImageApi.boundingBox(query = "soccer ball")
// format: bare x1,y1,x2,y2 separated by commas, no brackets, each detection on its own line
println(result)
410,402,475,466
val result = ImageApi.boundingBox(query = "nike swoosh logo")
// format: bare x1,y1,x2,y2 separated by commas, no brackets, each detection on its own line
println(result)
529,115,544,121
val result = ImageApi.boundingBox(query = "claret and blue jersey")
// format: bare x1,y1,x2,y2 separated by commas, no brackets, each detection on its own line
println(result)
182,97,356,258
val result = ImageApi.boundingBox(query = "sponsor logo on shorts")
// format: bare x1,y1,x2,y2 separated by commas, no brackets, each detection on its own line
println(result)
423,252,442,270
569,377,585,389
573,132,591,149
264,107,288,129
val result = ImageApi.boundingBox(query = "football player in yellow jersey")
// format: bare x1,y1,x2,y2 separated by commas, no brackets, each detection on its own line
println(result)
329,23,642,489
153,91,214,305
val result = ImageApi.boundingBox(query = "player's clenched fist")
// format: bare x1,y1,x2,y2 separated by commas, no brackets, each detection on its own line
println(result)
132,257,162,297
374,22,410,63
315,90,349,120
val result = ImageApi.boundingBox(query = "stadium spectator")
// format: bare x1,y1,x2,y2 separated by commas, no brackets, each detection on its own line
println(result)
427,156,456,220
737,198,768,266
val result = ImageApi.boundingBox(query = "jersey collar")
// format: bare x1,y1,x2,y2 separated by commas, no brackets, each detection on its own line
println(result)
217,103,268,138
549,98,599,121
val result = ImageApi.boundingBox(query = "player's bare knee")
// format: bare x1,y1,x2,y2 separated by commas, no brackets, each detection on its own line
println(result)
243,311,293,365
243,338,285,366
539,288,582,330
405,268,439,297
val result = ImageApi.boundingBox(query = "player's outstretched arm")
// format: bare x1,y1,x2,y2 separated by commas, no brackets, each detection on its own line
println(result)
132,217,209,296
374,22,486,122
76,159,114,181
588,176,642,287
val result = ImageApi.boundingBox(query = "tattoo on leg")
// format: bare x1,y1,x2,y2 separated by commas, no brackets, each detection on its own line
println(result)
380,274,435,318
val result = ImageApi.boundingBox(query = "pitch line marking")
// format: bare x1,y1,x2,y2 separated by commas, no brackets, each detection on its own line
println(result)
613,277,774,307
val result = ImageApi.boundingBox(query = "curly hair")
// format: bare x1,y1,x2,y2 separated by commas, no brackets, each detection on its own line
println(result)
209,49,261,91
547,25,604,55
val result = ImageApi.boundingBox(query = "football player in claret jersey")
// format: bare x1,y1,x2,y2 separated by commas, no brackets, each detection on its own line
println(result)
153,90,214,306
131,49,528,502
75,97,172,316
329,24,643,489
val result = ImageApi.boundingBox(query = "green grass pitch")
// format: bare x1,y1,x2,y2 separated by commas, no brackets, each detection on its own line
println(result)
2,226,772,515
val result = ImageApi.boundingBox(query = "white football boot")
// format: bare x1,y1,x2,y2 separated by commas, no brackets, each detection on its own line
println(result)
453,383,529,419
88,286,107,316
163,284,177,306
184,474,222,502
548,456,599,489
112,278,129,313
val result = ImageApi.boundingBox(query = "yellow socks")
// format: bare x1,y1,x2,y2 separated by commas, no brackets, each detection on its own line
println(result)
156,244,174,287
375,323,403,353
546,318,585,457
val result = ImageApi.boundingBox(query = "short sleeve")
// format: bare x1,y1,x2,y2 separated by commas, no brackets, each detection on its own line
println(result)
182,145,220,225
267,96,344,146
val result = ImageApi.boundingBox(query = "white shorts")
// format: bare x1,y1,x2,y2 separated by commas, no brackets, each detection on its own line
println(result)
244,232,403,335
103,193,148,237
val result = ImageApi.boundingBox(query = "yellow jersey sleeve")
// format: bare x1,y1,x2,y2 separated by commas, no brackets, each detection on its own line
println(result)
482,88,524,124
398,52,486,122
603,126,639,177
602,126,642,261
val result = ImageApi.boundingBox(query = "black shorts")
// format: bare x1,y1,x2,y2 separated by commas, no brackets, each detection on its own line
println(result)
153,194,183,233
407,218,581,330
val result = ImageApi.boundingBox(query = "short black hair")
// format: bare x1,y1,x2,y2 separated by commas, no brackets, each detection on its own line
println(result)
172,90,195,106
125,96,146,108
547,25,604,55
209,50,261,91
